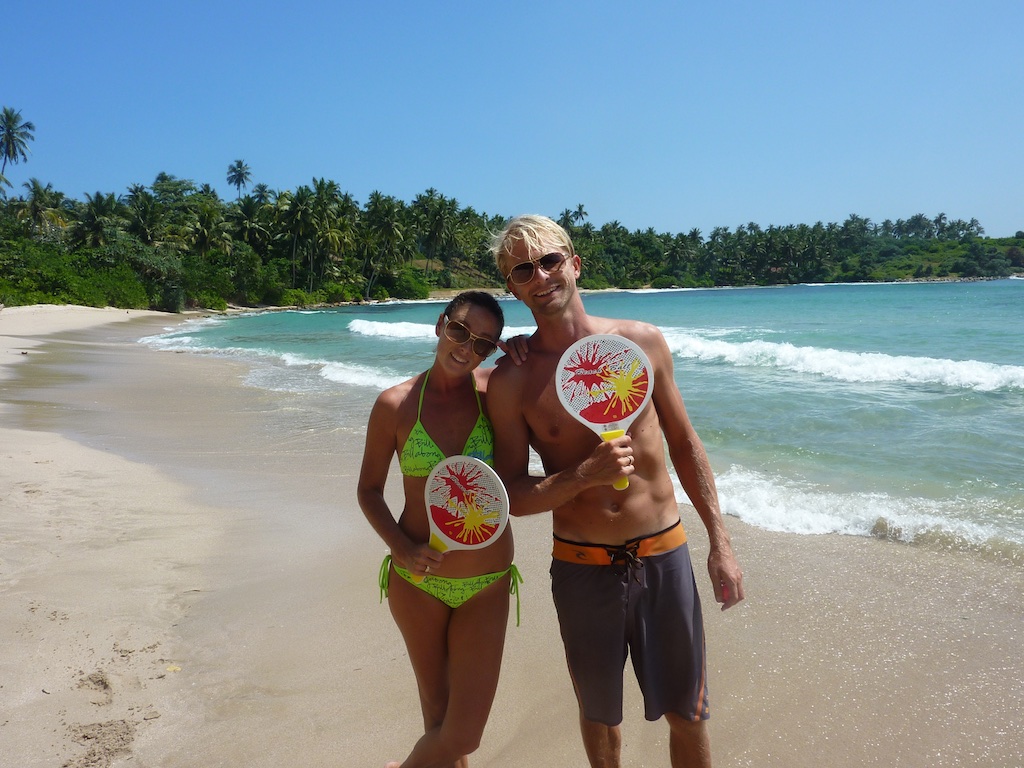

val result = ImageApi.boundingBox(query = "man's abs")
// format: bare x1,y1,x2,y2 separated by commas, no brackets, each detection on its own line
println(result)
550,471,681,544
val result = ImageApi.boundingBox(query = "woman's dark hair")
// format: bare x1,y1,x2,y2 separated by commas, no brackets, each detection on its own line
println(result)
443,291,504,335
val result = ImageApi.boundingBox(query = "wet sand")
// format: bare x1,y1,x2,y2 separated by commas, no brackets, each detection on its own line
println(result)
2,305,1022,767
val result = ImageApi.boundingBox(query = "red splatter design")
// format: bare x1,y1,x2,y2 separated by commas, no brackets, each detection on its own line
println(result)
428,461,502,545
562,342,650,424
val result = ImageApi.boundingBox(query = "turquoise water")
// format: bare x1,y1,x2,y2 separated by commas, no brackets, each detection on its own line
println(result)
143,279,1024,563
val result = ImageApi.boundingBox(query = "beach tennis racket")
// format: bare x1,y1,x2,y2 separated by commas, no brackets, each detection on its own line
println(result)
411,455,510,583
555,334,654,491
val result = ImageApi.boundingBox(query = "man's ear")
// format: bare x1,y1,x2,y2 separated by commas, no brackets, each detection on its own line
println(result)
570,254,582,277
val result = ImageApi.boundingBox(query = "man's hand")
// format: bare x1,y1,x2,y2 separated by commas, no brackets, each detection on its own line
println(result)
576,434,636,488
708,546,744,611
496,334,530,366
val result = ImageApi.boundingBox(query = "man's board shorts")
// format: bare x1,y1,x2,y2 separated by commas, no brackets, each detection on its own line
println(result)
549,520,709,726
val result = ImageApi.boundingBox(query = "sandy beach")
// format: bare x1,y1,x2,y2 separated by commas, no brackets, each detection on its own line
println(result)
2,305,1022,767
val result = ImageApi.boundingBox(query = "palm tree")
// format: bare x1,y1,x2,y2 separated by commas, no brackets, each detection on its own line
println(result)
196,183,220,201
558,208,574,231
840,214,872,253
124,187,166,246
72,191,125,248
228,195,273,256
572,203,588,226
276,185,316,288
0,107,35,178
306,177,349,291
413,188,460,281
663,234,694,280
905,213,934,239
186,198,232,258
251,183,273,204
227,160,252,200
15,178,69,236
362,191,410,298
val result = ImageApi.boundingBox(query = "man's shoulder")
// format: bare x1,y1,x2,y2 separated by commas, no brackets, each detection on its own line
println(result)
596,317,665,346
606,316,658,332
489,354,528,390
491,343,564,403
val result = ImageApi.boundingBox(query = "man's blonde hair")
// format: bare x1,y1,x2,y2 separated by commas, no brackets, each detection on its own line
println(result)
490,215,576,276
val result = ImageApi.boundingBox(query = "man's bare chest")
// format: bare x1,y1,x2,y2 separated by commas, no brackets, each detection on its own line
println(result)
521,356,595,452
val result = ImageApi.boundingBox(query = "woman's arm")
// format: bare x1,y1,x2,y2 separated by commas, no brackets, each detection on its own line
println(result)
356,388,445,573
357,392,416,562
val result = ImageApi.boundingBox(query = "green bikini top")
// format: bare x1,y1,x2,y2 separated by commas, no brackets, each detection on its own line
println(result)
399,370,495,477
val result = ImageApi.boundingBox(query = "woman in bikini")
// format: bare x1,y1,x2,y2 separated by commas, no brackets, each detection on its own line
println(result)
357,290,519,768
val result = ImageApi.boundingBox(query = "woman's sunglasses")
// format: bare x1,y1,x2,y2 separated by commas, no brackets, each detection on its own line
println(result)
443,315,499,357
504,252,567,285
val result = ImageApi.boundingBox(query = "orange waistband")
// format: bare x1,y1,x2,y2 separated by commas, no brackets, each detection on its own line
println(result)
551,521,687,565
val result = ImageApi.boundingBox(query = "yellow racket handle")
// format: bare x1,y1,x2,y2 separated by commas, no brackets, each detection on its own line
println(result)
601,428,629,490
410,534,448,583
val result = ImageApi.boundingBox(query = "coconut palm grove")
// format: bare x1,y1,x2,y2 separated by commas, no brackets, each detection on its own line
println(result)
2,106,1021,311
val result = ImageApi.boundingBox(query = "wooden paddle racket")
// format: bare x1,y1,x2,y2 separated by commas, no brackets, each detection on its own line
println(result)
412,455,510,583
555,334,654,490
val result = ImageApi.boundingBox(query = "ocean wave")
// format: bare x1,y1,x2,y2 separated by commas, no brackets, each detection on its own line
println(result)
244,352,410,391
139,333,202,351
663,330,1024,392
348,319,435,340
348,318,537,342
503,324,538,338
141,330,288,362
321,361,407,390
705,466,1024,564
138,315,235,349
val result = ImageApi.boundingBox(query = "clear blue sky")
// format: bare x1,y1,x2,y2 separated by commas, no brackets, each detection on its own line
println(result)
7,1,1023,237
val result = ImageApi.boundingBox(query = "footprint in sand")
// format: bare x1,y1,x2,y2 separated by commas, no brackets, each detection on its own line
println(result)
78,670,113,706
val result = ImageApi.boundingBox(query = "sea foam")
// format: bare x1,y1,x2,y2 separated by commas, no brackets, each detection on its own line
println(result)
348,319,538,341
663,330,1024,392
321,361,407,390
348,319,434,340
694,465,1024,562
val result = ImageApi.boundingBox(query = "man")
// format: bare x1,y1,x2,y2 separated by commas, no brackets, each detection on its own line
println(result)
488,215,744,768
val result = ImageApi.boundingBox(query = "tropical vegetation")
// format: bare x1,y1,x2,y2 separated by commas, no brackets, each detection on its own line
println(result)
1,106,1021,312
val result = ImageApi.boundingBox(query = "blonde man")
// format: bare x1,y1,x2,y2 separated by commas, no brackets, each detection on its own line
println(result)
489,215,744,768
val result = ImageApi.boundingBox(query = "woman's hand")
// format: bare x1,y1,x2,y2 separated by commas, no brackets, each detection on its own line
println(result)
400,541,445,576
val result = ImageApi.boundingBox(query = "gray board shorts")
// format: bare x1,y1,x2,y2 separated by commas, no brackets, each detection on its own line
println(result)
550,540,709,726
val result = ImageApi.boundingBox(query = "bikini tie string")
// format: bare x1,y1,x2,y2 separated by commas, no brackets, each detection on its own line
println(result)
508,564,524,627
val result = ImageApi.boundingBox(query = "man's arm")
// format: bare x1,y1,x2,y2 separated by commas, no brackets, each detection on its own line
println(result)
644,326,745,610
488,361,630,517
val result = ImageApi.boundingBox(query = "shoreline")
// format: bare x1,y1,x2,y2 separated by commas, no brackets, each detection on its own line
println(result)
1,271,1013,321
2,305,1023,766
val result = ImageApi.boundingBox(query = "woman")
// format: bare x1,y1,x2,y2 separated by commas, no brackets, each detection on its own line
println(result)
357,290,519,768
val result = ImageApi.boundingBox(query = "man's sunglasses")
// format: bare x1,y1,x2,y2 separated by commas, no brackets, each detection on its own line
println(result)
443,315,499,357
504,252,567,285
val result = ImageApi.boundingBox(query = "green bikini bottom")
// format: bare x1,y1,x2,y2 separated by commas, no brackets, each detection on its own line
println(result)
379,555,523,626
